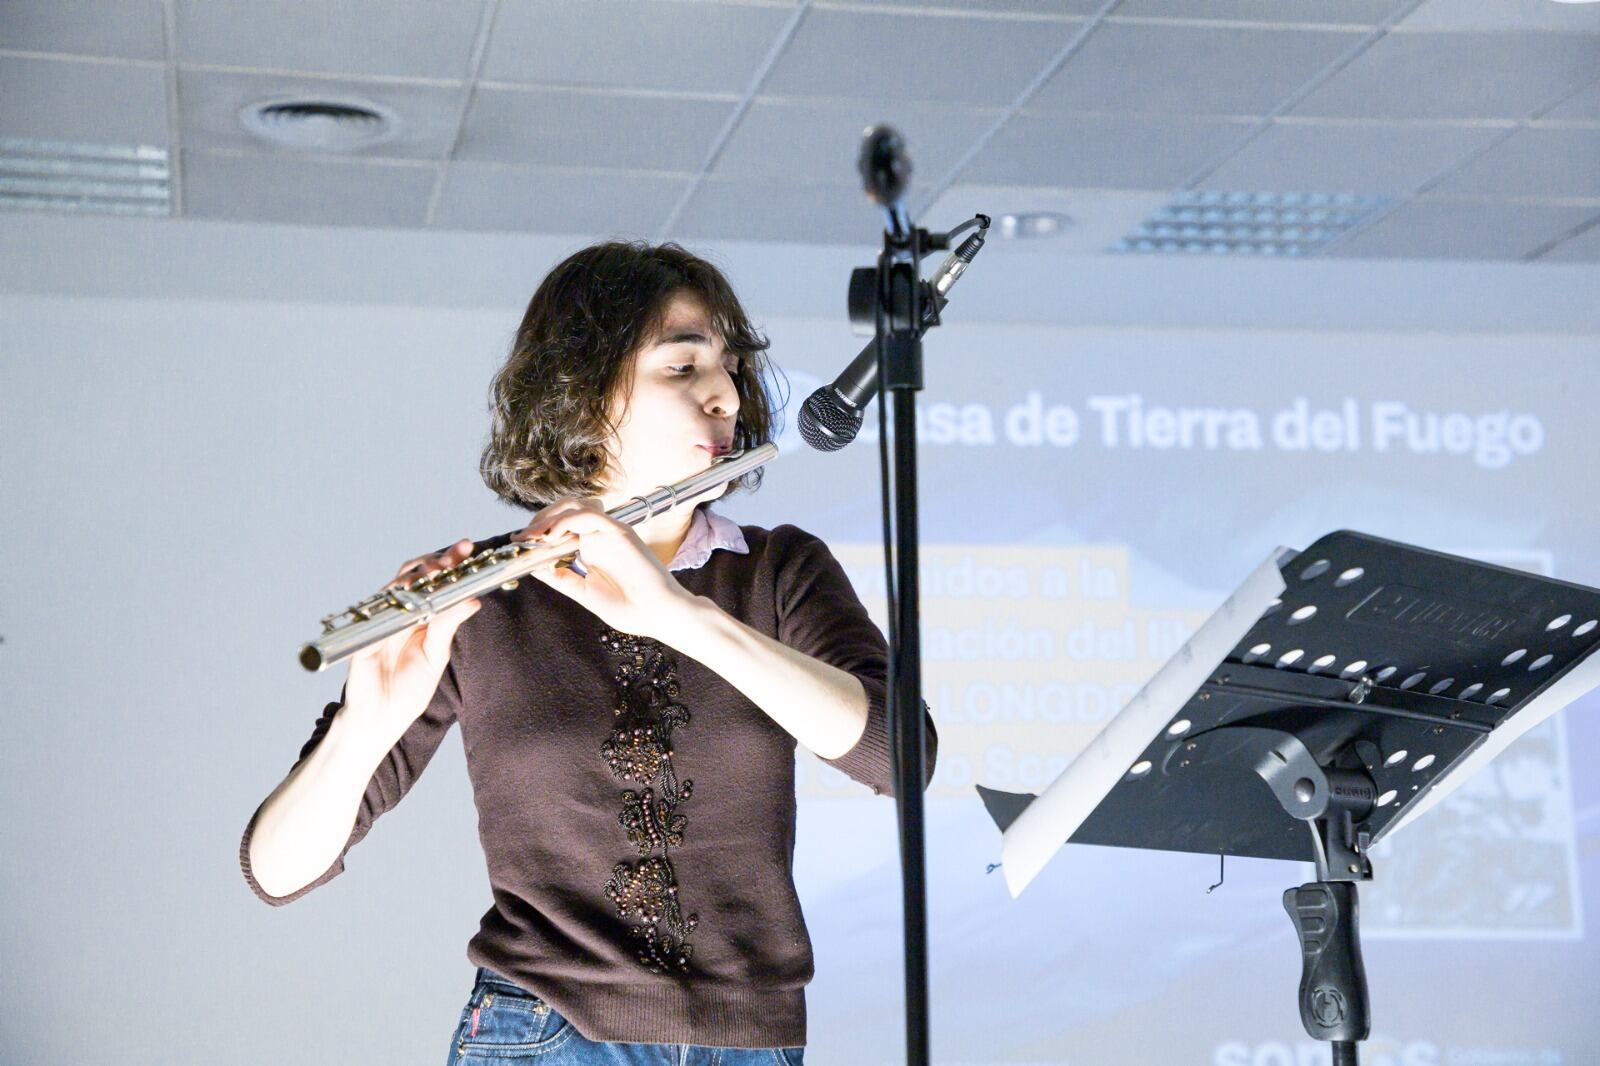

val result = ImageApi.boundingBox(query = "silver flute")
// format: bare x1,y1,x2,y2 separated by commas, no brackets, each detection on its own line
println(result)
299,442,777,672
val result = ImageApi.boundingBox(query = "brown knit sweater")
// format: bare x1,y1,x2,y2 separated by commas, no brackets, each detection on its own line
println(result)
239,521,937,1048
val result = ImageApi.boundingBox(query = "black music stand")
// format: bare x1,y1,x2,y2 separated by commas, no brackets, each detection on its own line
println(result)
979,530,1600,1066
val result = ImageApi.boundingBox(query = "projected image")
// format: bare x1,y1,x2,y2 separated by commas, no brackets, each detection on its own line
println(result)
730,325,1598,1066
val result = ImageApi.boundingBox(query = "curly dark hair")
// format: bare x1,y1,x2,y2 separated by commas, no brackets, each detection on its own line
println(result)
480,241,780,510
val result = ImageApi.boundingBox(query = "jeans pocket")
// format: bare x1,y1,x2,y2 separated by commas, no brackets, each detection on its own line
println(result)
455,987,571,1059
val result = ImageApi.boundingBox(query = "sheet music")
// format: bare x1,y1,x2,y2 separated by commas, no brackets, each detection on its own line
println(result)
1381,644,1600,841
997,548,1292,897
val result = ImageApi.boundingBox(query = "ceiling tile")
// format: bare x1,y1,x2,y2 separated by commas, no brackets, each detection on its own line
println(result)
484,0,794,94
1398,0,1600,34
820,0,1101,13
178,68,464,160
922,183,1171,253
761,8,1085,107
0,55,168,145
1198,121,1502,195
1430,127,1600,199
433,163,689,235
0,0,166,61
1031,22,1360,116
1115,0,1404,25
1324,199,1596,260
1544,79,1600,121
1291,32,1600,120
714,97,1000,184
1538,218,1600,261
6,0,1592,265
175,0,485,81
668,177,883,245
181,148,437,226
960,111,1252,188
457,87,733,171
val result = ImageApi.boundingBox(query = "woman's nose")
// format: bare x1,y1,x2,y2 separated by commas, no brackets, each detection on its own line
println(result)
704,371,739,419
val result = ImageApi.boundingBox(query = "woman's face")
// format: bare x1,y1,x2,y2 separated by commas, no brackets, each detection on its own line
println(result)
602,291,742,501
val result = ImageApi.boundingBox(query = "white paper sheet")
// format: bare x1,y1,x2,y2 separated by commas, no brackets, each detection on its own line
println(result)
997,548,1292,898
1380,643,1600,841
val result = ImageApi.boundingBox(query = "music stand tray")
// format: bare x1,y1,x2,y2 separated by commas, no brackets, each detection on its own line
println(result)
979,530,1600,1066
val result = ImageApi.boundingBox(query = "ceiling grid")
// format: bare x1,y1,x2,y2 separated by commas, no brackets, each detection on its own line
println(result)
0,0,1595,260
910,0,1127,219
424,0,504,227
1173,0,1426,191
1324,60,1600,259
653,0,816,240
159,0,181,215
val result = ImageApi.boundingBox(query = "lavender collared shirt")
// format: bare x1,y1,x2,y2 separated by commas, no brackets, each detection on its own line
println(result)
667,505,749,572
567,505,748,576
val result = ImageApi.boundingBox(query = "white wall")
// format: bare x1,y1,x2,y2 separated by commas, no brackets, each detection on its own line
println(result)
4,212,1598,1065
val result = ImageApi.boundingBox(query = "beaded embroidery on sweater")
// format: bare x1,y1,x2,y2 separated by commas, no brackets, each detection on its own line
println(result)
599,627,699,972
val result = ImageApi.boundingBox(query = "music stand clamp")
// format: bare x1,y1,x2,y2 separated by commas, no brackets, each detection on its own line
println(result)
980,530,1600,1066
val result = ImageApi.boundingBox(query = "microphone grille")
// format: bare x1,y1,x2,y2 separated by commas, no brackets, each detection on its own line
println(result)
798,390,863,453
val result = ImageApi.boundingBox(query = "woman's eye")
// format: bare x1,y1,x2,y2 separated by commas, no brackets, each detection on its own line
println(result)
668,364,693,375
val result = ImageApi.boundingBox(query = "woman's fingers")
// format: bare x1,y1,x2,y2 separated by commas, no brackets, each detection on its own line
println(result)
357,582,480,671
421,596,481,660
513,502,630,578
386,538,475,587
529,562,587,594
514,498,606,542
386,559,428,588
530,508,632,547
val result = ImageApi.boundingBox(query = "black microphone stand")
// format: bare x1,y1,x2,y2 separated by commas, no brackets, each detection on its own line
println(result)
852,125,939,1066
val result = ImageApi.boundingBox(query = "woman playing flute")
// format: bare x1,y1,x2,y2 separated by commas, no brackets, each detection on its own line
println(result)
240,240,938,1065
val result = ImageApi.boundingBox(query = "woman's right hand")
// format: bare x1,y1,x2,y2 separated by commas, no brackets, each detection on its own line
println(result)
341,538,483,726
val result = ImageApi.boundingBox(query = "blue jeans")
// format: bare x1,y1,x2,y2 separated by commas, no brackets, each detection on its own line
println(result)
445,968,805,1066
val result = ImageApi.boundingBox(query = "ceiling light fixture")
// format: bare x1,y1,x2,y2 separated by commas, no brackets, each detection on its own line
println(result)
0,137,170,217
996,211,1071,239
1112,190,1386,257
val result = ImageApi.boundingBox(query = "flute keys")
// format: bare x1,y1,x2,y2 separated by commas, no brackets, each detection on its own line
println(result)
300,443,775,673
388,588,428,613
500,579,520,591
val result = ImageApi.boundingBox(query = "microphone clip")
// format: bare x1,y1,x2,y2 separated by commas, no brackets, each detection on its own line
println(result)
846,213,990,338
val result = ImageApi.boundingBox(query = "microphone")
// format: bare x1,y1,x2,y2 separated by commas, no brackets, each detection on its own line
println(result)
858,125,911,209
859,125,913,239
798,227,988,453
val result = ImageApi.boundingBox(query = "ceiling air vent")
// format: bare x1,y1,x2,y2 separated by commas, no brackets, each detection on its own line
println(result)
239,98,397,151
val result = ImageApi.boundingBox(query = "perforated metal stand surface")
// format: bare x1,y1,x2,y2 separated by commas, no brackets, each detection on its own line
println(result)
1071,530,1600,862
983,529,1600,1066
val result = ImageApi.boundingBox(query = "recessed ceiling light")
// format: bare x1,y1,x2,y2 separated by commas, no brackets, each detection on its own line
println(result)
0,137,170,217
996,211,1071,239
239,98,398,151
1111,190,1386,257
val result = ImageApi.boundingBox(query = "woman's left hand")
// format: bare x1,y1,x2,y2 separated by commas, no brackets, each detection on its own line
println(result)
512,499,698,640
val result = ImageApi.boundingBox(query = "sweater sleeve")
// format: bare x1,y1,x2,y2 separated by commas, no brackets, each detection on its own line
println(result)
772,525,938,797
238,658,463,906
